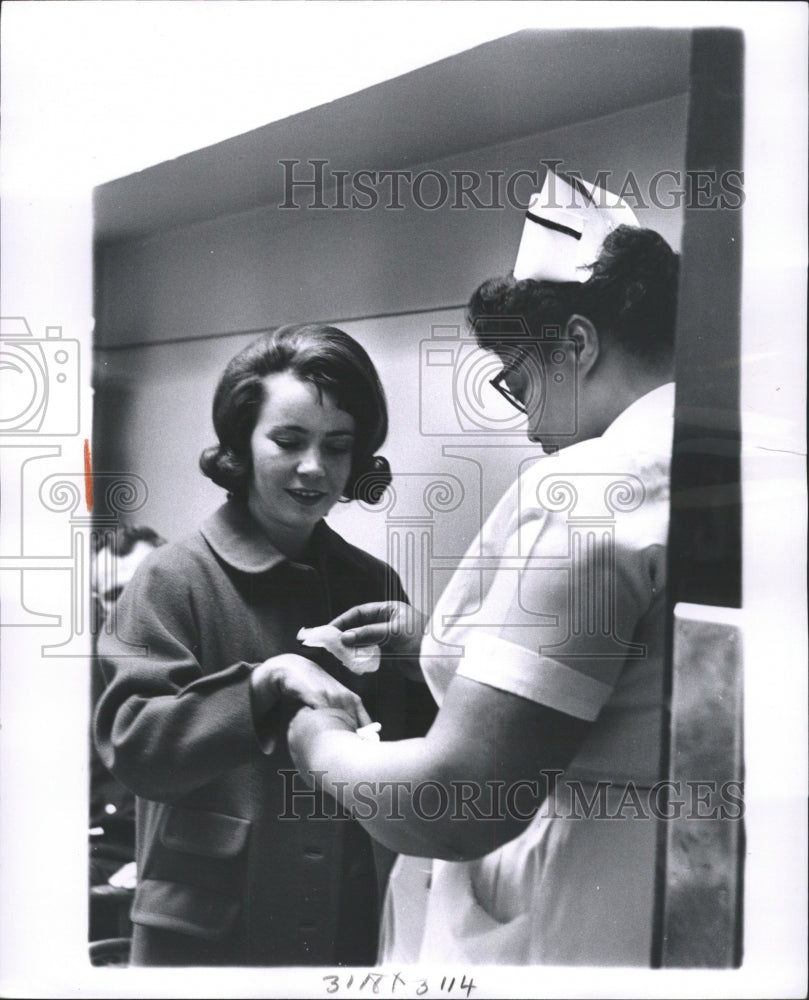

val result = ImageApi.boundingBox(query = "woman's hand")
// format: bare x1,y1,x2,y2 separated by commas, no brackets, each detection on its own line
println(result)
329,602,427,674
250,653,372,728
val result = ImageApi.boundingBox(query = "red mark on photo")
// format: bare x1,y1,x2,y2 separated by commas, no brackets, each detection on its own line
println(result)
84,439,93,511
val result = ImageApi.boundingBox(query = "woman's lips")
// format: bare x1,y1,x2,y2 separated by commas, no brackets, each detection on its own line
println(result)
286,488,327,507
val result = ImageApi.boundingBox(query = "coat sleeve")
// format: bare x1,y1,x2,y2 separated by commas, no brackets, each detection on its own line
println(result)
94,549,275,803
378,566,437,740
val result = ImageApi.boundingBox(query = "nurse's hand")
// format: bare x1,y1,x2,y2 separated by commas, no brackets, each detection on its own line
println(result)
250,653,372,728
329,601,427,676
287,705,357,777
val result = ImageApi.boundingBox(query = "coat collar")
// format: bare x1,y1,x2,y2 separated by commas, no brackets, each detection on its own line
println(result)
200,499,338,575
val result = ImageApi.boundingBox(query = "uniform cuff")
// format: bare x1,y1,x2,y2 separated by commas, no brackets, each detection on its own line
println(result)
456,633,613,721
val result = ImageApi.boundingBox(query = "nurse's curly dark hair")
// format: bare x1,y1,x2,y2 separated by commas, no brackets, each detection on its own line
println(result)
199,325,391,504
467,225,679,368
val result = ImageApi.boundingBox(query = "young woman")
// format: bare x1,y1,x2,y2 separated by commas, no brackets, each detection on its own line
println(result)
94,324,433,966
288,196,681,965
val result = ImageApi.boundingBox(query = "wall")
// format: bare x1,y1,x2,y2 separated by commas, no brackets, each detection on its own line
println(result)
94,94,687,609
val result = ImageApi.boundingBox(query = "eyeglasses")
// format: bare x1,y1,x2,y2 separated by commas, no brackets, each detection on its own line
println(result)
489,347,534,415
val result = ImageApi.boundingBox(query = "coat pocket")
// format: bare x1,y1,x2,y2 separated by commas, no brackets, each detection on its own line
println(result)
131,878,241,940
134,804,252,939
160,804,251,858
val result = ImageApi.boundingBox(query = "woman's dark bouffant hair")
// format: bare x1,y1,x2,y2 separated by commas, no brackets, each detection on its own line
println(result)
199,324,392,504
467,225,680,368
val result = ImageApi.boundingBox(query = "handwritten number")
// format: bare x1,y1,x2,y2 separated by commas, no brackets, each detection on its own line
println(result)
321,970,475,996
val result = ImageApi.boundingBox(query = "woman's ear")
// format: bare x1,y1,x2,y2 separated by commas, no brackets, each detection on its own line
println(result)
565,314,600,375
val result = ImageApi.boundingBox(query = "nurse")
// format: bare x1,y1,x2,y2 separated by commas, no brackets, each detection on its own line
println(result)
288,172,680,965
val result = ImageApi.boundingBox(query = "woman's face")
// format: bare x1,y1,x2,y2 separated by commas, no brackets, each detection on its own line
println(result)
247,371,355,552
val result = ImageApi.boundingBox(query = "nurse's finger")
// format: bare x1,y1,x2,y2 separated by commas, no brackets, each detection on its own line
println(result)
329,602,400,637
338,623,394,648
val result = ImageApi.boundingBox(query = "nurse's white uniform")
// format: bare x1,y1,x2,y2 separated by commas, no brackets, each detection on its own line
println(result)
379,383,674,966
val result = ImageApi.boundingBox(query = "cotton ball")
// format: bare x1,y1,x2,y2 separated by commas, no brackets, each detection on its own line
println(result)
297,624,381,675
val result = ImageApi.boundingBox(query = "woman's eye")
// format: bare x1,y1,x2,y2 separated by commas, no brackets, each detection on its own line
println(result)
272,437,300,450
325,443,353,456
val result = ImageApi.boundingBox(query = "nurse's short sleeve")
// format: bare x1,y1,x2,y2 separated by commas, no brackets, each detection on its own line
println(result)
454,509,653,721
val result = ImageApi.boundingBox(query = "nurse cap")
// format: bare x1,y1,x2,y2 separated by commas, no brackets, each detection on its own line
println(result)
513,171,639,283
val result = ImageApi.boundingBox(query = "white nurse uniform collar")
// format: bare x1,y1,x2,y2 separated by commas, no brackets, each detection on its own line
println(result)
513,171,640,283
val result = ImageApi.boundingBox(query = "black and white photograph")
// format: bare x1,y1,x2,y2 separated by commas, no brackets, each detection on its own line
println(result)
0,2,806,997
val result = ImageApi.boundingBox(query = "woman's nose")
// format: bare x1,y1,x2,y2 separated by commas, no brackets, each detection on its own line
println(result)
297,446,325,476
